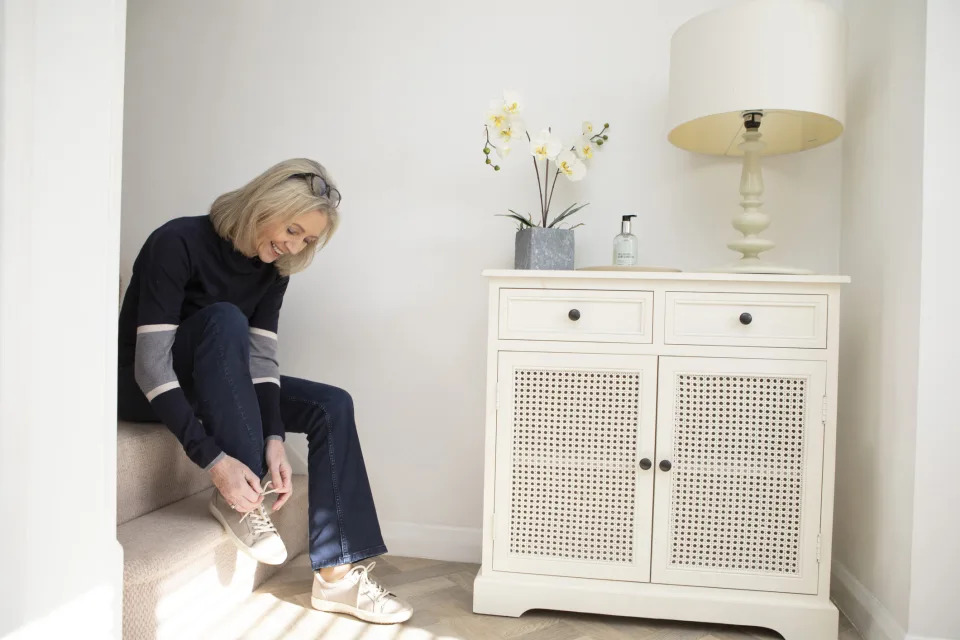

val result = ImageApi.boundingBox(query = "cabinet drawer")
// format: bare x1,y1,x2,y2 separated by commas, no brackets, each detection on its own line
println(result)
499,288,654,343
665,291,827,348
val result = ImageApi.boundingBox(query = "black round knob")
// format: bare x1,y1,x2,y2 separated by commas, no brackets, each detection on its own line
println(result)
739,312,753,325
639,458,652,471
568,309,581,321
659,460,672,472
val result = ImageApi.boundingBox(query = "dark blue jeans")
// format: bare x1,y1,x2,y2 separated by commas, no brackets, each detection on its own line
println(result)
118,302,387,569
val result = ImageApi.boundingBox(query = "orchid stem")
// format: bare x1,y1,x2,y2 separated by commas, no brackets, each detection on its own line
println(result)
546,168,561,222
532,156,545,224
543,159,550,226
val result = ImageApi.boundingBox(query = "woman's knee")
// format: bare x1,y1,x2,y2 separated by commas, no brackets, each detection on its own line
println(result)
201,302,249,342
299,384,355,434
325,386,354,415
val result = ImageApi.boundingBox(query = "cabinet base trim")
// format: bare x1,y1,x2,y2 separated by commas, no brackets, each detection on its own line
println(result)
473,570,839,640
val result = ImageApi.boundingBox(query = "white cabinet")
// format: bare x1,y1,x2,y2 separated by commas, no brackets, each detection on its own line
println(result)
493,351,658,582
652,356,826,595
474,271,849,640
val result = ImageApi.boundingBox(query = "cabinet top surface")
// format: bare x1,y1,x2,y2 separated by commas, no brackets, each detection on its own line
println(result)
482,269,851,285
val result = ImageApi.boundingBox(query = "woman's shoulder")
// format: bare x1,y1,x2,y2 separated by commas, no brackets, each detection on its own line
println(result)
136,216,213,269
143,216,213,249
151,215,210,238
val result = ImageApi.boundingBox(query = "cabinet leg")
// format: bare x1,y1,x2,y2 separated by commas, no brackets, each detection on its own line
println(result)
472,572,528,618
773,607,839,640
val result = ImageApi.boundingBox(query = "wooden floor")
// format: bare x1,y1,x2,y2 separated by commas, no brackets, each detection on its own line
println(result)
208,554,863,640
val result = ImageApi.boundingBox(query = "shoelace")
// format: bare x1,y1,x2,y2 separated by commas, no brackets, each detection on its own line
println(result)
239,480,280,537
347,562,392,604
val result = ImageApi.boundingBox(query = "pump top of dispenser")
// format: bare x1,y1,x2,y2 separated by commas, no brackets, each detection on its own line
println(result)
621,214,636,233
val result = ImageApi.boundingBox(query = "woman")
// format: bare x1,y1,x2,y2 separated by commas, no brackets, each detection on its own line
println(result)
117,158,412,625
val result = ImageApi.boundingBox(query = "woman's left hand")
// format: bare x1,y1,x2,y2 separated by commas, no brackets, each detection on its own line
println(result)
265,439,293,511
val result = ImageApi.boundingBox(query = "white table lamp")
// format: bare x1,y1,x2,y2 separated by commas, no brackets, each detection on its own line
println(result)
667,0,846,274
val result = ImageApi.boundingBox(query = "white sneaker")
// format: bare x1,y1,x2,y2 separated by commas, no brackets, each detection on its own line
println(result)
208,480,288,565
311,562,413,624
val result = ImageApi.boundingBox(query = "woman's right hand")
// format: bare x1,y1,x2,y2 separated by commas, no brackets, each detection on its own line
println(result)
209,455,263,513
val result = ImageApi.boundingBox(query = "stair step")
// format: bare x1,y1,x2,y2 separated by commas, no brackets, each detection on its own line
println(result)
118,475,309,640
117,421,213,525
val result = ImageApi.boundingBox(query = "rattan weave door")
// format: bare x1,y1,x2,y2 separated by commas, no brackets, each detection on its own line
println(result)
652,357,827,594
493,352,658,581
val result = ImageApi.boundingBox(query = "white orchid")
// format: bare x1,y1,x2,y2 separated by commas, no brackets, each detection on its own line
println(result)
575,137,595,160
496,119,524,145
485,100,508,130
556,150,587,181
530,129,563,161
480,91,610,229
502,90,522,117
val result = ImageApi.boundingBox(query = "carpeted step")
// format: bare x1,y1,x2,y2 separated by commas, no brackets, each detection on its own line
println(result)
118,476,309,640
117,421,213,525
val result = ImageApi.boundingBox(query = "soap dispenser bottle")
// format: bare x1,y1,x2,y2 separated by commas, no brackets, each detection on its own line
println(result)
613,214,638,266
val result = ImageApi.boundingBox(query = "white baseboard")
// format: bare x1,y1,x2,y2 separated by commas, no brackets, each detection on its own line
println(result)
381,521,482,564
282,435,481,564
832,561,907,640
285,433,309,475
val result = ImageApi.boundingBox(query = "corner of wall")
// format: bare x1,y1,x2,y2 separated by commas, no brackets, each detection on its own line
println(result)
833,561,908,640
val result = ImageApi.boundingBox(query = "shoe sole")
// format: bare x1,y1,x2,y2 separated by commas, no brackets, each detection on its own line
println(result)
310,596,412,625
207,500,287,566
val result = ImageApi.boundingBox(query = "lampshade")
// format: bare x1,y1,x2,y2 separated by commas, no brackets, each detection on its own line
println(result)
667,0,846,156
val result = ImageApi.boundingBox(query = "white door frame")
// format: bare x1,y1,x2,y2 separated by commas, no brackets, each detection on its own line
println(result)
0,1,126,638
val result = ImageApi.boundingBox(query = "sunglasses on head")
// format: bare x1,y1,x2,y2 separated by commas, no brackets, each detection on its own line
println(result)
289,172,341,208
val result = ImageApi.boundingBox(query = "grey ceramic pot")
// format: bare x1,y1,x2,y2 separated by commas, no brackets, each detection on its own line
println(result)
514,227,575,270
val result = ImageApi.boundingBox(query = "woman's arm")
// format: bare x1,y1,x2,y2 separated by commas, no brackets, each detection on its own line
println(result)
134,228,223,469
250,275,292,508
248,275,289,442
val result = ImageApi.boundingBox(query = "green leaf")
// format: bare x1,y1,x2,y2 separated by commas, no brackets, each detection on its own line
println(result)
554,202,577,222
496,211,535,228
547,202,590,228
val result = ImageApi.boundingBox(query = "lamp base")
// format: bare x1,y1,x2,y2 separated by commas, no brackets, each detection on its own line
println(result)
705,258,813,275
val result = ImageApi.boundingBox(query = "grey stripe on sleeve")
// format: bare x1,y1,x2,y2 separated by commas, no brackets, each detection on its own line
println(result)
203,451,226,471
134,326,179,400
249,330,279,382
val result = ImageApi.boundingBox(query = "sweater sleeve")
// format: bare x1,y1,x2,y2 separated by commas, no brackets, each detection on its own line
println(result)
134,229,223,469
249,275,289,442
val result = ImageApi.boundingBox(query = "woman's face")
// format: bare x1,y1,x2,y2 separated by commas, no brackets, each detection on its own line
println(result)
255,210,328,263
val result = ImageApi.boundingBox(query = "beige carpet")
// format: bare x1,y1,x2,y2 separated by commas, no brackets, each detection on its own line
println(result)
203,554,864,640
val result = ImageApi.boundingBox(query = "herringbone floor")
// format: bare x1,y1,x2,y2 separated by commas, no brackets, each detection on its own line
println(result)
208,554,863,640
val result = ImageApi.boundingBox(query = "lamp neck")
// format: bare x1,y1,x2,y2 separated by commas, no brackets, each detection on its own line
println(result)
742,110,763,131
738,128,765,211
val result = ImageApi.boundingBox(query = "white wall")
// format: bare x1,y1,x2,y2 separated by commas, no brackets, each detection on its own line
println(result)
837,1,960,638
0,1,126,638
121,0,843,559
834,0,960,637
833,0,927,637
908,1,960,638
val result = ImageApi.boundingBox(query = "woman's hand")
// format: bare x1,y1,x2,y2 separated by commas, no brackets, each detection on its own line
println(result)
209,455,263,513
265,439,293,511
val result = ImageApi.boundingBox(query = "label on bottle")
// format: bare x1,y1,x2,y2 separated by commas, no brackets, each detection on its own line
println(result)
615,250,635,266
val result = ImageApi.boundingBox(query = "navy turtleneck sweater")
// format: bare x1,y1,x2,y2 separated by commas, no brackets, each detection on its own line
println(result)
118,216,289,469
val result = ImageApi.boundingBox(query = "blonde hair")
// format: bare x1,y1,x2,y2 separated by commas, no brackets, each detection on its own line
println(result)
209,158,340,276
